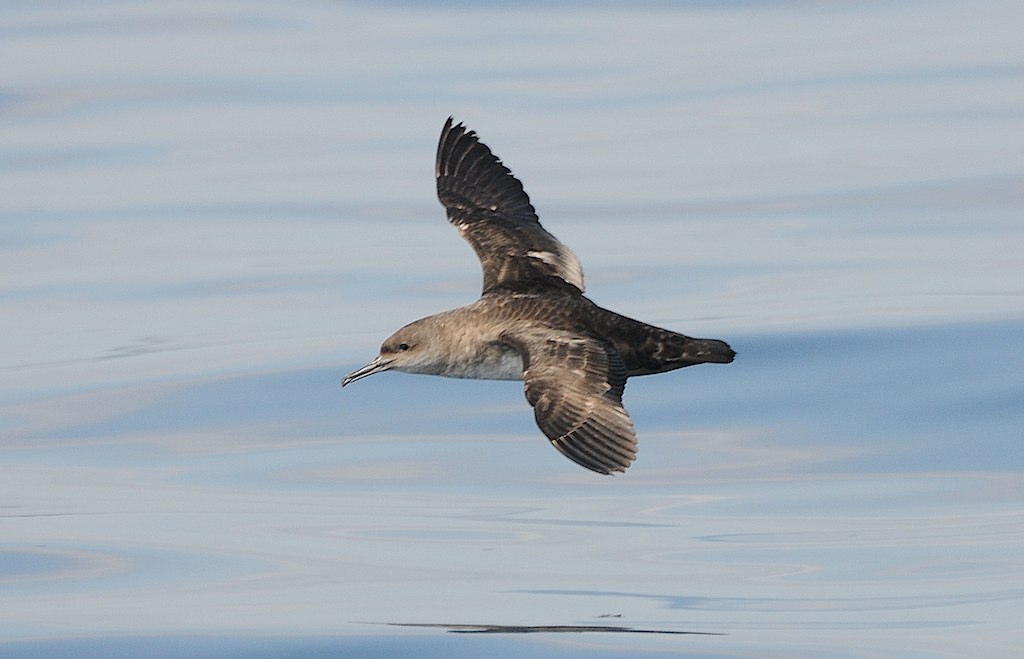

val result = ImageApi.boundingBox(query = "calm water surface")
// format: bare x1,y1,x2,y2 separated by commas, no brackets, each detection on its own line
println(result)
2,2,1023,657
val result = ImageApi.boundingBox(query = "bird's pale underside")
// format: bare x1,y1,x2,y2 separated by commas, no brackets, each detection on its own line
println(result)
342,118,734,474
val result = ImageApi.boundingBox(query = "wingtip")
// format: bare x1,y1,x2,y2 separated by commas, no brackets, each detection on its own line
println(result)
441,115,467,136
437,116,474,177
551,433,637,476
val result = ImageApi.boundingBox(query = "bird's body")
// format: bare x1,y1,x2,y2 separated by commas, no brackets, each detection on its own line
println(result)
384,290,733,381
343,118,734,474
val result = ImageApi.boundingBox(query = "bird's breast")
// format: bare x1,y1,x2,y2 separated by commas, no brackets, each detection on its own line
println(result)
442,341,524,381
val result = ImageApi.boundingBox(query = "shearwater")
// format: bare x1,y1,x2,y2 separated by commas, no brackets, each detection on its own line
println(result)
343,118,735,474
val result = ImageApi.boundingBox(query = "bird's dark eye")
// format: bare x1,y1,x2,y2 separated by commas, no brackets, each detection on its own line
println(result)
398,343,410,351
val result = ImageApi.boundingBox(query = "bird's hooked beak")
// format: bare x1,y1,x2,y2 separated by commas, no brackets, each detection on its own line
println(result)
341,355,393,387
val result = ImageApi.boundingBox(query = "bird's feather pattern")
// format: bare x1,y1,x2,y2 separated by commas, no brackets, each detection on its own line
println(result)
501,328,636,474
436,117,585,295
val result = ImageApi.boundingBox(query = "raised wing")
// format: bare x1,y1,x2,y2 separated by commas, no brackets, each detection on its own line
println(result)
502,328,637,474
436,117,585,294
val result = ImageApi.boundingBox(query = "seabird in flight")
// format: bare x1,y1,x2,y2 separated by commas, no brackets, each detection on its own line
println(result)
343,118,735,474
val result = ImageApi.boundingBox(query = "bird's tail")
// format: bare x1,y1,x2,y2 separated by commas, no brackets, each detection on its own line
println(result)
687,337,736,364
622,330,736,376
592,306,735,375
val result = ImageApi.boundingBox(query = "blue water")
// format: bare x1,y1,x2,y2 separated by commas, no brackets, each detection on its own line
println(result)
2,2,1023,657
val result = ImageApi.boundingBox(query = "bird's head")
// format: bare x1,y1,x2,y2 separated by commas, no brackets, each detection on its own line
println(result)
341,318,442,386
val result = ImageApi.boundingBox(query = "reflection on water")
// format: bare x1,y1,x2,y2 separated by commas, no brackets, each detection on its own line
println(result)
2,1,1023,657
